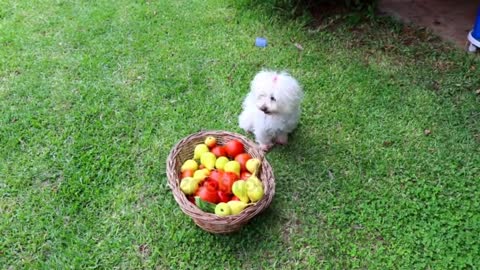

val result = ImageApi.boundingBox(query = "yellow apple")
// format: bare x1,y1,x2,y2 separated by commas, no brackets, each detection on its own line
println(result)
204,136,217,148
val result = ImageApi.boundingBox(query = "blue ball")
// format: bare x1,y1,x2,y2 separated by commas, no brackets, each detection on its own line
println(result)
255,37,267,47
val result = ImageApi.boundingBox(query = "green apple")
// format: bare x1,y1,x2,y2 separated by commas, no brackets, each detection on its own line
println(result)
200,152,216,170
194,144,209,160
247,184,264,202
227,200,249,215
215,202,231,216
215,156,229,170
224,160,240,176
245,158,261,174
193,168,210,183
246,176,263,202
232,180,249,203
246,175,262,188
180,177,199,195
181,159,198,172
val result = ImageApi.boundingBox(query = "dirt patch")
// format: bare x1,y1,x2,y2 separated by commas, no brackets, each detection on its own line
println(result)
306,0,477,50
377,0,477,48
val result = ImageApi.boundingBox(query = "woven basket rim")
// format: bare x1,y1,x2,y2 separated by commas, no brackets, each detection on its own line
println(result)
166,130,275,233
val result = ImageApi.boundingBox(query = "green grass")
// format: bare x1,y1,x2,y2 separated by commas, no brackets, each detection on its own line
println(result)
1,0,479,268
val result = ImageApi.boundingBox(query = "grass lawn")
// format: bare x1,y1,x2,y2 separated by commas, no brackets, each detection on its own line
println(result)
1,0,479,268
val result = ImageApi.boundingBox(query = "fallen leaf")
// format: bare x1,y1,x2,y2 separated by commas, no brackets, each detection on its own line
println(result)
431,81,440,92
138,244,151,258
424,129,432,136
294,43,304,51
383,141,394,147
328,170,335,180
474,133,480,143
353,224,364,230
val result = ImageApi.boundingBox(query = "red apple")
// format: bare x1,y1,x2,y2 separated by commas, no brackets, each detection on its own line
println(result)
224,140,244,158
180,169,194,179
235,153,251,172
196,181,219,204
208,170,224,184
211,146,227,158
217,191,231,203
240,171,252,180
219,172,238,194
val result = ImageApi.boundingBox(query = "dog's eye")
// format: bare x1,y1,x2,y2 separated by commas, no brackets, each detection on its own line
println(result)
270,96,276,101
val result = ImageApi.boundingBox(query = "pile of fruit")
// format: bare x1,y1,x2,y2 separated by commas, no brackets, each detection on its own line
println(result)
179,136,265,216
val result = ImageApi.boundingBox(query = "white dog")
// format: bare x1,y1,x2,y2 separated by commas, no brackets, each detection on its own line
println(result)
239,70,303,151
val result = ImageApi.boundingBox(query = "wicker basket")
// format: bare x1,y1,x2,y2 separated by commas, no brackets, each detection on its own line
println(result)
166,130,275,234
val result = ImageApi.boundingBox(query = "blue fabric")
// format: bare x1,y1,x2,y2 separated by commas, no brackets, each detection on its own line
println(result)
472,7,480,39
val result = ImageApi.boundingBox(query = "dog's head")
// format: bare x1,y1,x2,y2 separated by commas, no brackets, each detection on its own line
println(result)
250,70,303,115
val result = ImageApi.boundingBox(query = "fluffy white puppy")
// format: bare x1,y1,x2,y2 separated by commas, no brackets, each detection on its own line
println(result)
239,70,303,151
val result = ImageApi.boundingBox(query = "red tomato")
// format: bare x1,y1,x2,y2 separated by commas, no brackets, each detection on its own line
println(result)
240,171,252,180
204,179,218,191
209,170,224,184
224,140,244,158
217,191,232,203
180,169,194,179
196,185,219,204
219,172,238,194
211,146,227,158
231,196,240,201
235,153,251,172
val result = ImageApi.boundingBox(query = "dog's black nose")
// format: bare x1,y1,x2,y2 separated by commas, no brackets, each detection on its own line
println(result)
260,106,270,114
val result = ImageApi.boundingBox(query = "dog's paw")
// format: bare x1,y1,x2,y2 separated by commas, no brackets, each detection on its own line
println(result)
275,134,288,145
241,127,253,135
259,144,273,152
